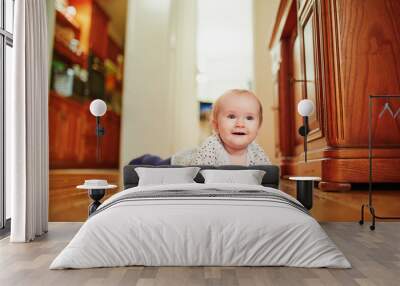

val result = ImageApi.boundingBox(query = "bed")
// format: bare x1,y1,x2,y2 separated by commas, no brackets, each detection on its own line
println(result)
50,165,350,269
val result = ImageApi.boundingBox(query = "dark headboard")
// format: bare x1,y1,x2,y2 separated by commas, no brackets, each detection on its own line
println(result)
123,165,280,190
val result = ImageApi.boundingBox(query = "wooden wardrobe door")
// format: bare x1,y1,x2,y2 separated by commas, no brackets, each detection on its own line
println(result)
299,0,324,141
290,32,304,149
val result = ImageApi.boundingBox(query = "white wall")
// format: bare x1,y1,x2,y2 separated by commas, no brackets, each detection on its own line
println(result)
253,0,280,164
169,0,199,153
120,0,198,165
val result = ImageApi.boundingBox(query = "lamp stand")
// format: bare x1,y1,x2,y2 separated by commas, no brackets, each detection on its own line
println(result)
298,116,309,162
95,116,105,162
303,116,308,162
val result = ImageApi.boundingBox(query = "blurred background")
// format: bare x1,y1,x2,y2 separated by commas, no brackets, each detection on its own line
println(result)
46,0,279,171
45,0,280,221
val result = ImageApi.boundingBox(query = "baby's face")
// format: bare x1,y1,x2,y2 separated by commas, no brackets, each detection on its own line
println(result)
214,94,261,152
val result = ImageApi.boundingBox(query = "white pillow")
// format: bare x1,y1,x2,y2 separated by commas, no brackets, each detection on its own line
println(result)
200,169,266,185
135,167,200,186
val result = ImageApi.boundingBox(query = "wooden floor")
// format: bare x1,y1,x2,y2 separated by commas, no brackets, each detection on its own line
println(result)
279,180,400,222
49,169,120,221
49,169,400,222
1,222,400,286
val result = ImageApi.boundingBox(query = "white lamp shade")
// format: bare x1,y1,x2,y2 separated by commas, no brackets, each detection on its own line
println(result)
90,99,107,117
297,99,315,117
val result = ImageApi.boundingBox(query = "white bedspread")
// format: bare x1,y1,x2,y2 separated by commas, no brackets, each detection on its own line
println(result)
50,183,351,269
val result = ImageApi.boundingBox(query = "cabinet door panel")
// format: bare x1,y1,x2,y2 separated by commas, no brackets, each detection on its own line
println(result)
300,4,323,136
291,34,304,147
336,0,400,146
90,2,109,60
303,14,317,126
49,93,120,168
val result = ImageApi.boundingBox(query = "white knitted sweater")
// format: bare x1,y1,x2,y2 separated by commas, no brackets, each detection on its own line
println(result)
171,134,271,166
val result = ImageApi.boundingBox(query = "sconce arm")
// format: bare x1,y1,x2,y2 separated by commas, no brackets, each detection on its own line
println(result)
96,117,105,136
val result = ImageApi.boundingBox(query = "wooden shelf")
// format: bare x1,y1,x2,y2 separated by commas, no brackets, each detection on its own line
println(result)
54,39,86,67
56,10,81,35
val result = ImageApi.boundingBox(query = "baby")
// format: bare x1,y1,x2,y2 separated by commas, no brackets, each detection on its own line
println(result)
172,89,271,166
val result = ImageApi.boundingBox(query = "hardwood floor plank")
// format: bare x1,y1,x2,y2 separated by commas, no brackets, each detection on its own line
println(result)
117,267,142,286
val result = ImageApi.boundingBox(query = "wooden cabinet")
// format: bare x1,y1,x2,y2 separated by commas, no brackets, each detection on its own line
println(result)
69,0,109,59
89,2,109,60
49,92,120,169
269,0,400,190
49,92,85,165
53,10,87,67
299,1,323,139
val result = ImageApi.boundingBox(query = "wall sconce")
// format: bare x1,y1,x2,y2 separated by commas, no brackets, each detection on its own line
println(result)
89,99,107,161
297,99,315,162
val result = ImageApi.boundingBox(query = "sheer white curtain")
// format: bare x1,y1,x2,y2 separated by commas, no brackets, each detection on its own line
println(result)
8,0,49,242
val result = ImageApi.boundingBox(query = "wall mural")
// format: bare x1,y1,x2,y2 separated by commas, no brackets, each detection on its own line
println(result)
49,0,125,168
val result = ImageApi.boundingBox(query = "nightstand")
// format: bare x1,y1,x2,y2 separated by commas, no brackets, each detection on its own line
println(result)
288,176,321,210
77,180,117,216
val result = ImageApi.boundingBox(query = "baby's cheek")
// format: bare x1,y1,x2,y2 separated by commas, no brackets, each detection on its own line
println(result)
249,121,260,130
249,126,261,138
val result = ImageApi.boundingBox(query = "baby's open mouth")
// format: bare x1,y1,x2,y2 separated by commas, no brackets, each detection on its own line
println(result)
232,132,246,136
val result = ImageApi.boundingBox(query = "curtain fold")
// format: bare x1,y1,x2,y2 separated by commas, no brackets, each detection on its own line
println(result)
9,0,49,242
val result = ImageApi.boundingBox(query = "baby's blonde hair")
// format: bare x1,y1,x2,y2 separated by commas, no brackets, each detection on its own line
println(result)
210,89,263,127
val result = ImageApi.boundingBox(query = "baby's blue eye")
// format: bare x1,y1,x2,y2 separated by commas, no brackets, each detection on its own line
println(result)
246,116,254,120
227,114,236,119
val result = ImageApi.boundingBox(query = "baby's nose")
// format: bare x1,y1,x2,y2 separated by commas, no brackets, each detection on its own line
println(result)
235,118,245,126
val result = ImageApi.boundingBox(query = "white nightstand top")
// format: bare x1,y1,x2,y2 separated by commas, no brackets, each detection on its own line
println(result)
289,176,321,181
77,185,117,190
77,179,117,189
